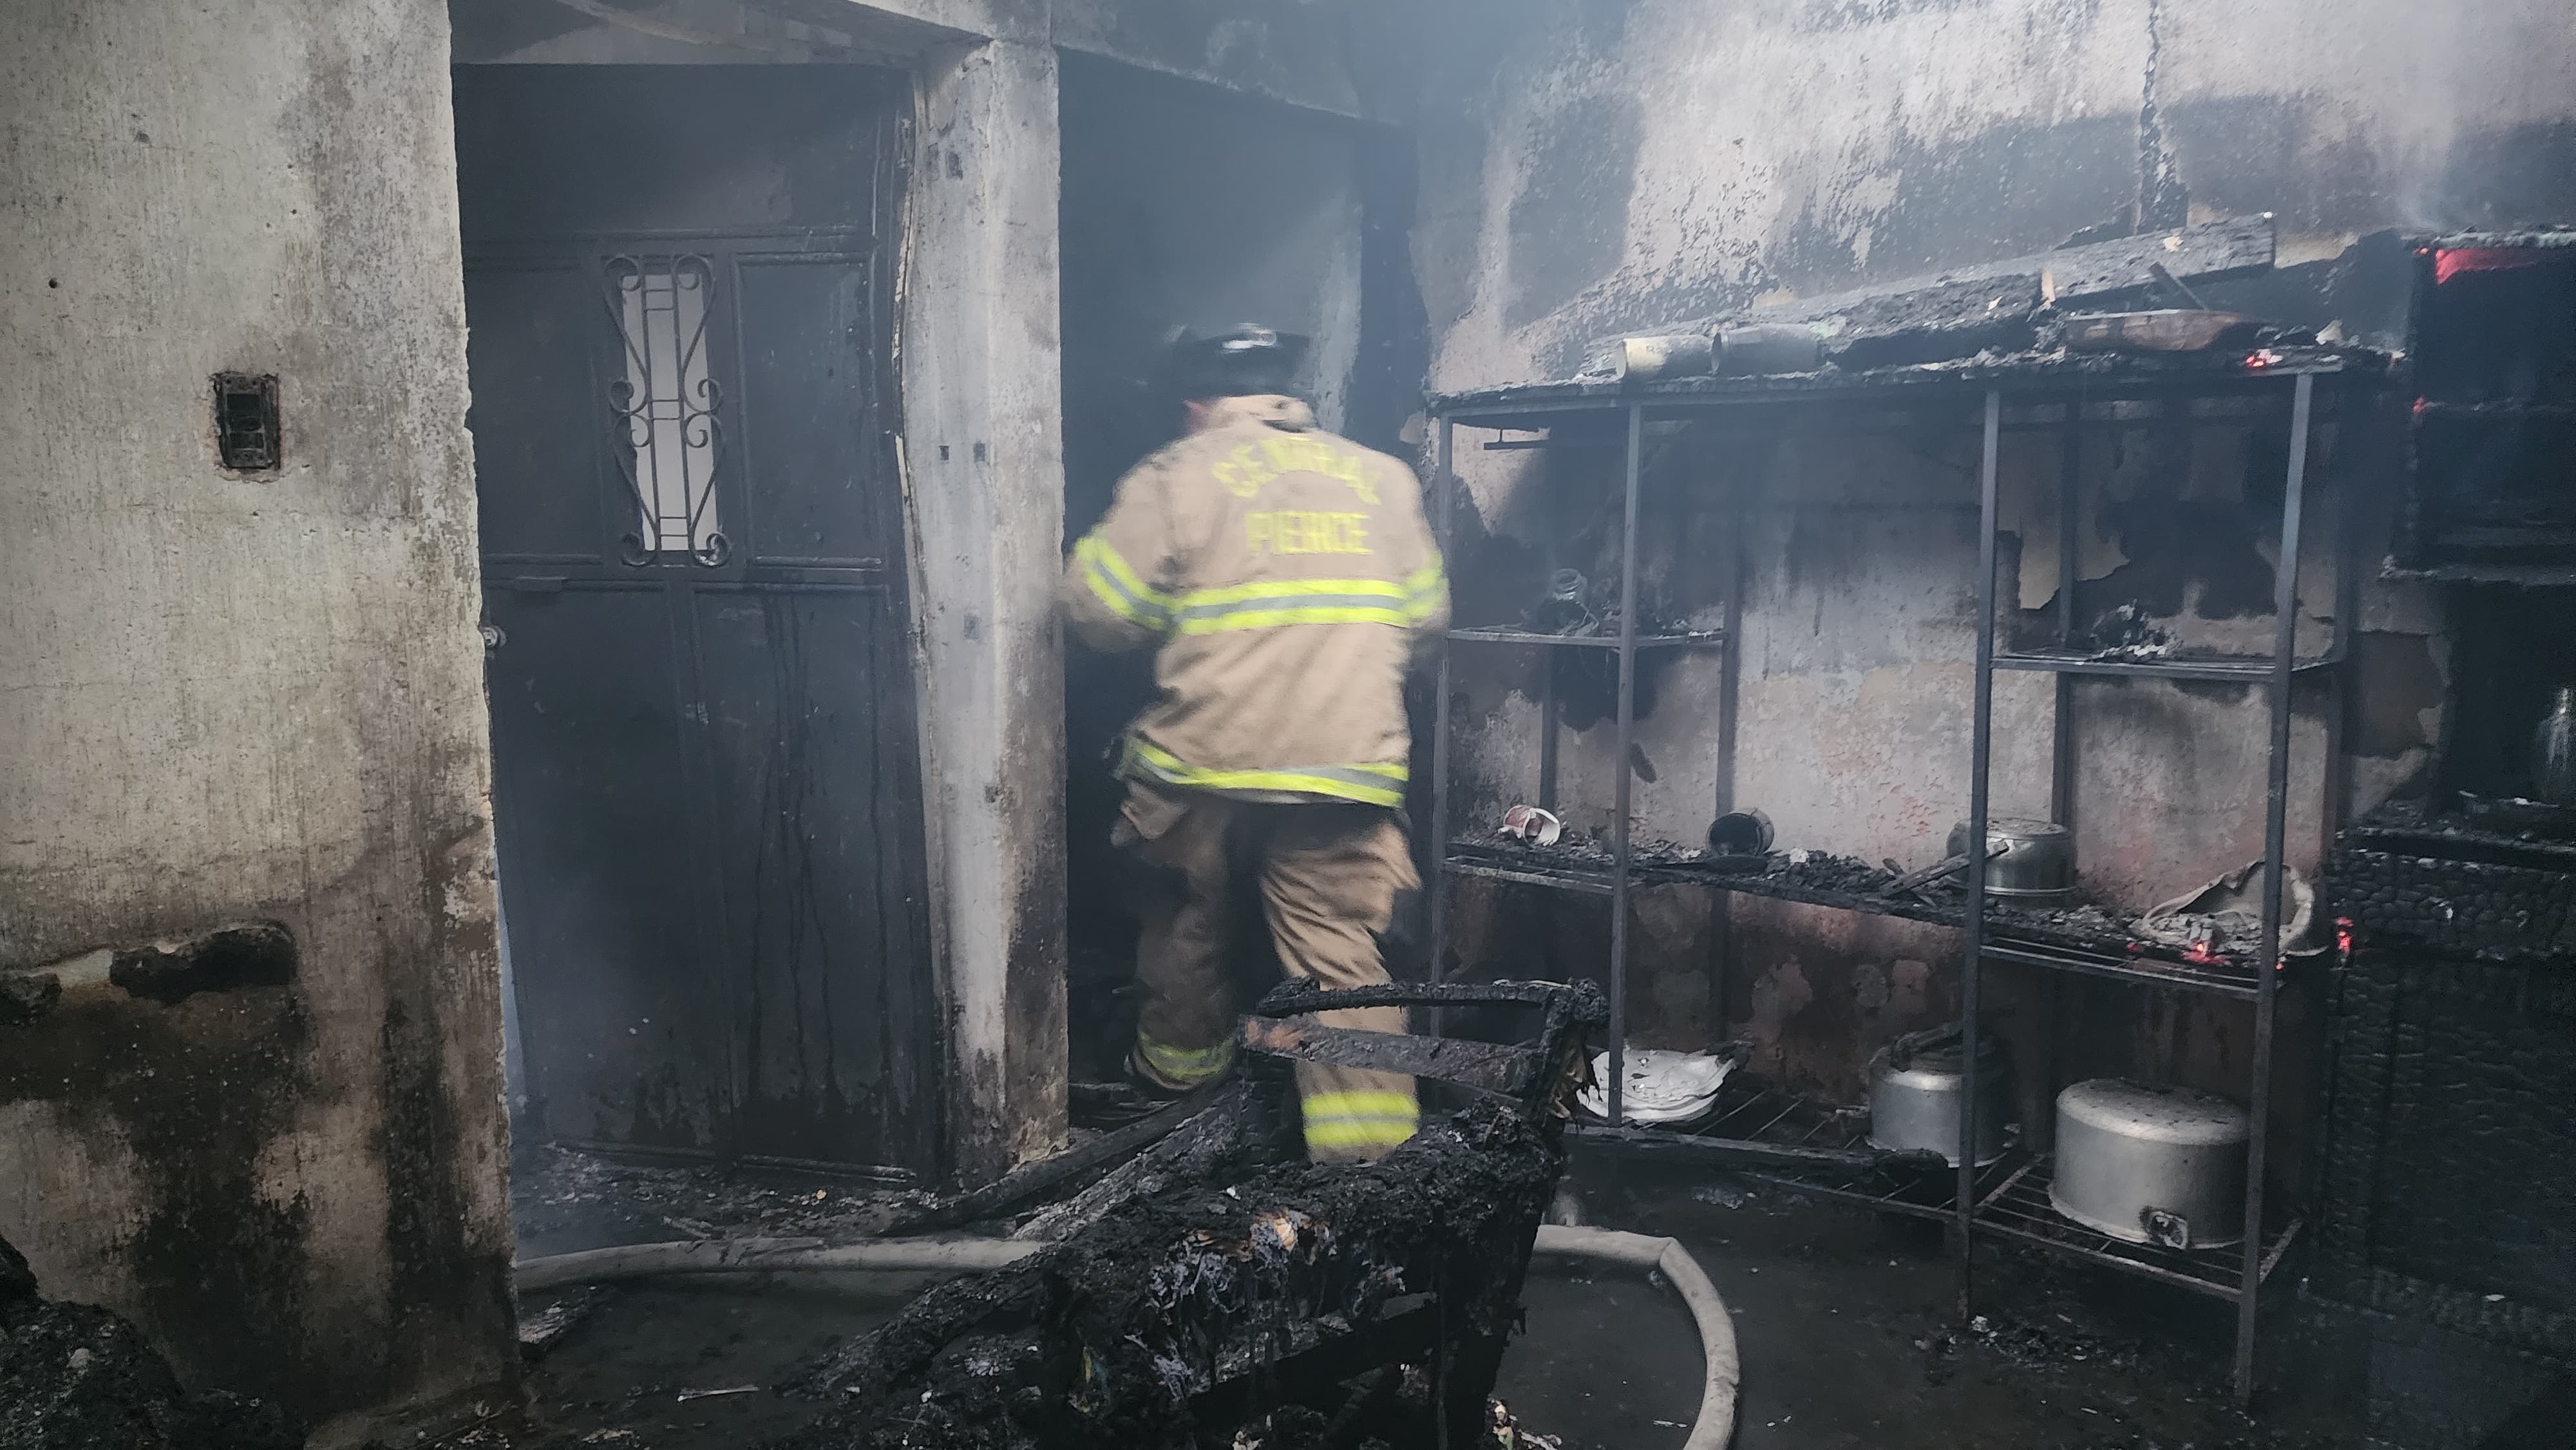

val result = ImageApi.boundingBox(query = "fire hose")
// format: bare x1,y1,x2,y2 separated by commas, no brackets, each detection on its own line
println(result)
1530,1225,1738,1450
513,1234,1040,1292
513,1225,1737,1449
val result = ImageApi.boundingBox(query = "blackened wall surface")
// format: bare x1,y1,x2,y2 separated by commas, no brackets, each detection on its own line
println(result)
1413,0,2576,386
0,0,515,1435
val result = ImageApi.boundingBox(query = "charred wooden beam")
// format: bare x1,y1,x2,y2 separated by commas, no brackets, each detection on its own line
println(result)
882,1085,1222,1236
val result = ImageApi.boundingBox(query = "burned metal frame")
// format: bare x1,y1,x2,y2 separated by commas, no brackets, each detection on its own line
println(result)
1246,978,1608,1123
795,1100,1570,1450
1422,348,2370,1407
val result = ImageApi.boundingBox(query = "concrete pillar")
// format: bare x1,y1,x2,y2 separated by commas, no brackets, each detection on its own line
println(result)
902,35,1071,1181
0,0,514,1438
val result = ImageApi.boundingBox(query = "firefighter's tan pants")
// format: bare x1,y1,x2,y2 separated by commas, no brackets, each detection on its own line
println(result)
1114,784,1419,1163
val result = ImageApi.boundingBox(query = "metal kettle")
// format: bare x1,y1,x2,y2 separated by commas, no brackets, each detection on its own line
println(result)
2534,685,2576,807
1867,1022,2014,1167
1944,818,2075,902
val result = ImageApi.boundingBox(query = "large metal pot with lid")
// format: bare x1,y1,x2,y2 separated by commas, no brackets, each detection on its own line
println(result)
1867,1023,2014,1167
2051,1079,2249,1250
1946,817,2075,903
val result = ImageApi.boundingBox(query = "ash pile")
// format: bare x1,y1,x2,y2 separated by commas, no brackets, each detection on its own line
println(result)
0,1230,299,1450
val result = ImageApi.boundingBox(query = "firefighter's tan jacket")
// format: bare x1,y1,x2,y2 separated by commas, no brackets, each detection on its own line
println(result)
1063,395,1448,807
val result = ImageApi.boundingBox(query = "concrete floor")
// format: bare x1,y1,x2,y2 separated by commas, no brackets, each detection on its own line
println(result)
1529,1154,2565,1450
479,1146,2561,1449
504,1276,920,1447
1535,1163,2322,1450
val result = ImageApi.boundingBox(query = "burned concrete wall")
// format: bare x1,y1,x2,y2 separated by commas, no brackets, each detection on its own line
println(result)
0,0,515,1438
1409,0,2566,1139
1414,0,2576,383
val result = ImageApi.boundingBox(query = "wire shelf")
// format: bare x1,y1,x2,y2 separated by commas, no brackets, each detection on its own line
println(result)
1443,844,2275,999
1970,1156,2302,1302
1447,627,1728,650
1582,1075,2020,1221
1674,1074,1867,1149
1744,1145,2026,1223
1991,647,2337,682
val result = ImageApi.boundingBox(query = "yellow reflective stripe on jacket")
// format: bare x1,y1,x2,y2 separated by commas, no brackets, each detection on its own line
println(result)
1401,561,1446,625
1137,1033,1234,1086
1173,577,1412,636
1300,1088,1419,1153
1075,534,1173,631
1126,739,1406,807
1180,603,1413,634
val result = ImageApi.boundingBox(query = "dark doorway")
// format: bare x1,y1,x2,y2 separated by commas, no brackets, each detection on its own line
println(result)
454,65,936,1176
1053,57,1429,1088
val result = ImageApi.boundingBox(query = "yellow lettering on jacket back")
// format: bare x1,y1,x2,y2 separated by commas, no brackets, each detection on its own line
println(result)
1247,511,1372,555
1215,439,1379,505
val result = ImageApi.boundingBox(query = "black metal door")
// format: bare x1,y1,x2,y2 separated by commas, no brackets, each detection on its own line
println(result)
466,219,935,1174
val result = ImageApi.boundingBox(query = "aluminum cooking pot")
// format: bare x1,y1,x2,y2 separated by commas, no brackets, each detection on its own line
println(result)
2050,1079,2249,1250
1946,818,2075,902
1868,1024,2014,1167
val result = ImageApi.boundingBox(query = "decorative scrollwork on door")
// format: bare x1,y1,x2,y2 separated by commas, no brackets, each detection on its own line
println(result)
605,254,729,566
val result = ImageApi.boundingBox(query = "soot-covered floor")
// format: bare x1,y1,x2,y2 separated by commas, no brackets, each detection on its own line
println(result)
465,1146,2561,1449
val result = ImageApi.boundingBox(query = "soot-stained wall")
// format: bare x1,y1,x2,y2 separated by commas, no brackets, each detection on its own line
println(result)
1410,0,2571,1157
1415,0,2576,383
0,0,515,1436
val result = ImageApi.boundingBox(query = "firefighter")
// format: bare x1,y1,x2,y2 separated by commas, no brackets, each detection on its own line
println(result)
1061,323,1448,1163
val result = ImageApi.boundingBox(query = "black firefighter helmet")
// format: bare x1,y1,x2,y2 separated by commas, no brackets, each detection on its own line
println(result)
1162,323,1312,402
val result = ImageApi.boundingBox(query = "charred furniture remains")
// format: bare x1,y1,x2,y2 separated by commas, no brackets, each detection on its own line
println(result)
783,981,1604,1450
1417,214,2389,1401
2307,227,2576,1371
2389,231,2576,587
2319,804,2576,1364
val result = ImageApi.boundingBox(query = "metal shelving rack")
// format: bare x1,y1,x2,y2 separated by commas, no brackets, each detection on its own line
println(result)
1421,347,2379,1403
1956,364,2358,1403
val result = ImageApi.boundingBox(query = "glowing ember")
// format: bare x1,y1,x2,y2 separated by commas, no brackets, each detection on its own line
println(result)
2434,247,2558,285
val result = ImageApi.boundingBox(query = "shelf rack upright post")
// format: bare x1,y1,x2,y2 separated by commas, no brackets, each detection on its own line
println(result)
1424,404,1730,1124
